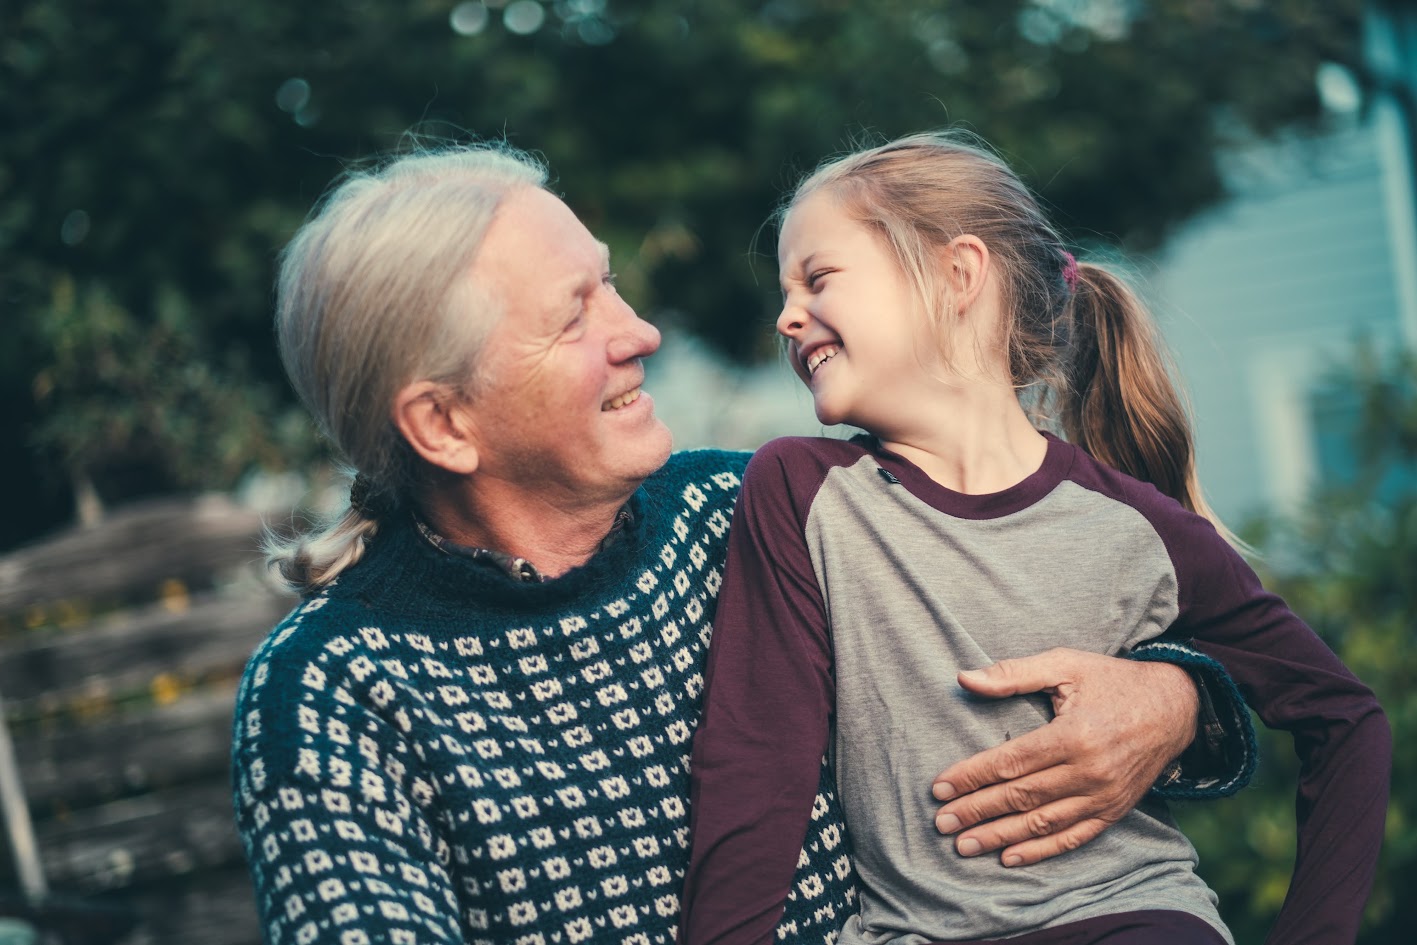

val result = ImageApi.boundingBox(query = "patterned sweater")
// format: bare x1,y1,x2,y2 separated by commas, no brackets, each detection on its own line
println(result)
232,450,854,945
232,448,1252,945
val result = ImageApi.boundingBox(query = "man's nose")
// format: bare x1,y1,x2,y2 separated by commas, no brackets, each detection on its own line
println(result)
608,301,662,363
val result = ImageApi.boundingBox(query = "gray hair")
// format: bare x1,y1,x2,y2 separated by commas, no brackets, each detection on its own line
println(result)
265,143,548,593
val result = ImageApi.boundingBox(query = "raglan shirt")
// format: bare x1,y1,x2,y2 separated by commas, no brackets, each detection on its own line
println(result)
679,435,1389,945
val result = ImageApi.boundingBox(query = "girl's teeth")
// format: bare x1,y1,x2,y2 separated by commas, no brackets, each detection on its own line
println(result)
808,346,840,375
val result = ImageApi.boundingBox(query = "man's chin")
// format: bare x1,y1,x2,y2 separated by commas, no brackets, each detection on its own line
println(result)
604,420,674,486
638,422,675,474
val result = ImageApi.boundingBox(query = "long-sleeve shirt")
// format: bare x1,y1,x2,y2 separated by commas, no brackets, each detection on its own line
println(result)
679,434,1389,945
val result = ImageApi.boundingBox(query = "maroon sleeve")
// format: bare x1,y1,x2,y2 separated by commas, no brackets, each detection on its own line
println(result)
1133,483,1390,945
678,440,838,945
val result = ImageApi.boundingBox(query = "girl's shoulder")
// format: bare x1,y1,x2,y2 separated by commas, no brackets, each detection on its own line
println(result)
1063,440,1197,520
747,434,872,474
734,436,879,524
1061,441,1240,579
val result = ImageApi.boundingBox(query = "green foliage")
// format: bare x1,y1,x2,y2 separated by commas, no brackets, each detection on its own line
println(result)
1179,346,1416,945
29,276,317,504
0,0,1364,542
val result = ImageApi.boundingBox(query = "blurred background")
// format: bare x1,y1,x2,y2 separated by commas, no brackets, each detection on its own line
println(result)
1,1,1413,943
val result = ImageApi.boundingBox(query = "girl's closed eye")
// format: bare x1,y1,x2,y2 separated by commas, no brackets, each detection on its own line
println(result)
807,268,834,290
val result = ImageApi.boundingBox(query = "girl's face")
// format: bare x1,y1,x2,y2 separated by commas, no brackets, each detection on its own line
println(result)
777,191,944,433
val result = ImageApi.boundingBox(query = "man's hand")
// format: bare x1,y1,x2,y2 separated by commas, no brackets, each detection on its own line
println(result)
930,647,1199,867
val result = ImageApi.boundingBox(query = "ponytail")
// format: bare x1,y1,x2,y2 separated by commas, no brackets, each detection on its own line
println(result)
264,505,382,596
264,472,402,595
1060,264,1243,547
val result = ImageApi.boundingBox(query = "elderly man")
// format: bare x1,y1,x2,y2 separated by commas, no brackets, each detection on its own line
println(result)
233,144,1248,944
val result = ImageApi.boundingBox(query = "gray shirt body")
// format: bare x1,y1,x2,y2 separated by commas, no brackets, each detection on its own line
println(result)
684,433,1383,945
810,449,1228,943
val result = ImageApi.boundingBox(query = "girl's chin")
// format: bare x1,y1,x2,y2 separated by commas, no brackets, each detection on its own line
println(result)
811,403,850,427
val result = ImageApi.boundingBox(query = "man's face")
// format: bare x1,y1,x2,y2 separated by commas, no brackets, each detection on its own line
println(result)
460,187,673,509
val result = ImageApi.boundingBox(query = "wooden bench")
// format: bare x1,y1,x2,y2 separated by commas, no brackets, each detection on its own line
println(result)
0,495,296,945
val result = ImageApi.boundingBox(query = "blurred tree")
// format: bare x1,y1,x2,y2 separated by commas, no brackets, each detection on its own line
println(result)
29,276,315,523
0,0,1364,544
1178,344,1414,945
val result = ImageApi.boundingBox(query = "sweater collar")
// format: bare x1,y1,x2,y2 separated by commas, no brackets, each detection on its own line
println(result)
409,505,637,584
331,485,654,612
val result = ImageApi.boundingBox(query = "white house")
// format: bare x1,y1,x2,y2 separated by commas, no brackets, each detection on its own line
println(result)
1152,2,1417,525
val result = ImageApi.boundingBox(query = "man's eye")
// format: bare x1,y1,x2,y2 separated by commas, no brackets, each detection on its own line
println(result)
603,271,619,293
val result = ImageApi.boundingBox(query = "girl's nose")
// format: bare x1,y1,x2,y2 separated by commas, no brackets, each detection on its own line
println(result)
776,302,807,338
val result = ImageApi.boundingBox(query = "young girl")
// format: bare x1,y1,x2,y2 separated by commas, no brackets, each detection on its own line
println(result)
677,133,1389,945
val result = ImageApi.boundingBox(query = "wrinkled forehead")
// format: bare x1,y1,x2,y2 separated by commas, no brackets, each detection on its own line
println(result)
477,188,610,296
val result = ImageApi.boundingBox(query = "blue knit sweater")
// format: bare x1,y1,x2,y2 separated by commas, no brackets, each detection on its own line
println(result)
232,450,856,944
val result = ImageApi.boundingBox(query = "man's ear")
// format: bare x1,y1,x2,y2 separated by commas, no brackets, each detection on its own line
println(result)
392,381,480,476
942,235,991,314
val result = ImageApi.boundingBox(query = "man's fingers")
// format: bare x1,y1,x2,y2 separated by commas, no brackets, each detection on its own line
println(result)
929,650,1203,866
956,646,1082,699
932,724,1070,801
995,817,1112,867
934,763,1094,833
939,795,1097,859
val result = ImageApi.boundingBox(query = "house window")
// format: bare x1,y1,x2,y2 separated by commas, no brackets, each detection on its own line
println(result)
1308,381,1415,502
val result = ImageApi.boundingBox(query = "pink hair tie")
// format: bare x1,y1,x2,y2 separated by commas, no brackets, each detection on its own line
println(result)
1061,251,1079,292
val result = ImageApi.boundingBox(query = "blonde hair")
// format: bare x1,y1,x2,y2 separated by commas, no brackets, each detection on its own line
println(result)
265,144,548,593
785,131,1237,543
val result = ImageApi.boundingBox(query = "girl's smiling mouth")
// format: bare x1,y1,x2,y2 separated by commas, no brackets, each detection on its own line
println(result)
803,343,841,376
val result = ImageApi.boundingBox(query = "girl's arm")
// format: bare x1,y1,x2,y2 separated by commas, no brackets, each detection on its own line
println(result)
1142,487,1390,945
678,442,838,945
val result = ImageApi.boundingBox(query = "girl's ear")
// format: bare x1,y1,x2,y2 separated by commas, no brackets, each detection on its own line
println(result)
392,381,480,476
942,235,991,314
